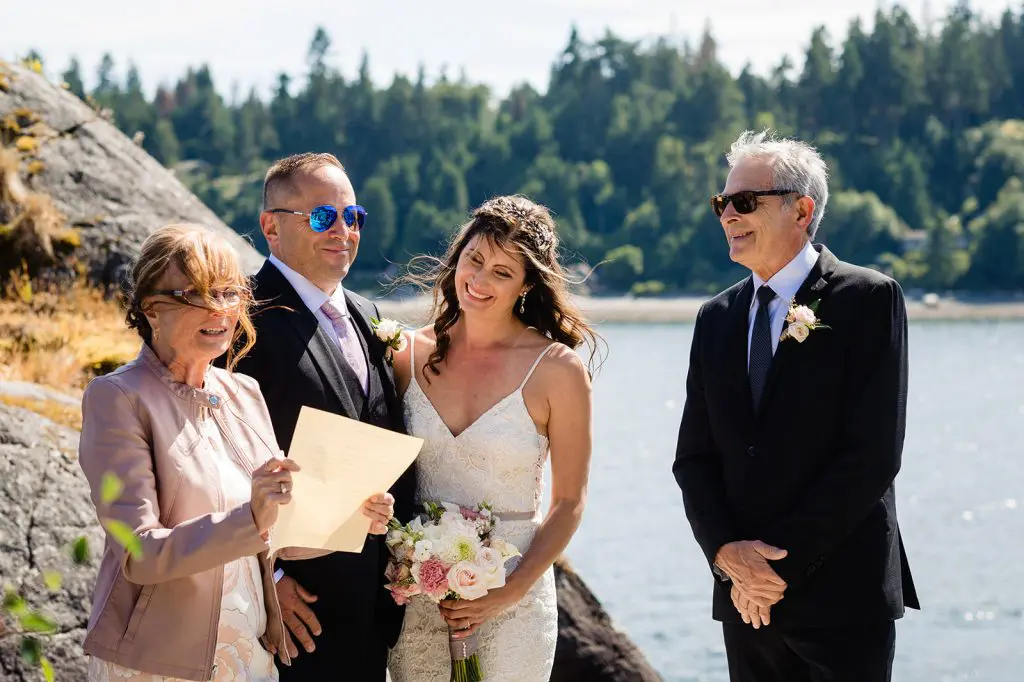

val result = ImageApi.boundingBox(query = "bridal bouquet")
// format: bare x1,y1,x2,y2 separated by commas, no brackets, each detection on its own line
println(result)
384,501,520,682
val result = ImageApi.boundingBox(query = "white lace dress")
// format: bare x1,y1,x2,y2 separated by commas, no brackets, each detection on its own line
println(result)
387,344,558,682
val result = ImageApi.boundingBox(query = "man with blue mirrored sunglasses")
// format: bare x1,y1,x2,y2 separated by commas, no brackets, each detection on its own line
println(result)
227,152,416,682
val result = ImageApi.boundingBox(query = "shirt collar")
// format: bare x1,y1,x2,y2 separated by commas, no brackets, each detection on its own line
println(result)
268,254,348,317
750,241,820,308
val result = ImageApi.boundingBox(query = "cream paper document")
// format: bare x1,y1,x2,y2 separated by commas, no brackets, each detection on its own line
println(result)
270,405,423,555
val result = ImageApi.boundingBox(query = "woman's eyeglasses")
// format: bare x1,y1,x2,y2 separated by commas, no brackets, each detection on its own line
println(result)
710,189,796,217
147,286,245,310
267,204,367,232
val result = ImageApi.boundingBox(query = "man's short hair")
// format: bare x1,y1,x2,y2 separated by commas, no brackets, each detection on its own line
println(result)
726,129,829,239
262,153,345,210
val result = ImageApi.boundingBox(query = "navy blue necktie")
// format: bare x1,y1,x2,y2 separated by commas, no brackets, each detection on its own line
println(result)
749,285,777,411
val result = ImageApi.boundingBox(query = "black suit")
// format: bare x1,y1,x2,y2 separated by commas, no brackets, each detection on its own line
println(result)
232,260,417,681
673,245,918,681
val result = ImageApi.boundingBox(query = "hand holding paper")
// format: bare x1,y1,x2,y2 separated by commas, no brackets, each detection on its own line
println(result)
270,406,422,555
362,492,396,535
250,457,301,534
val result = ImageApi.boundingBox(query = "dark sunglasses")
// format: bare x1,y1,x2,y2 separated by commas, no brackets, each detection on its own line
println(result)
267,204,367,232
710,189,796,217
147,286,245,310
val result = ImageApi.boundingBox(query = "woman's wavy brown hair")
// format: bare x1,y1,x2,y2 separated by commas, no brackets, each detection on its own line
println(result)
404,195,602,381
123,223,256,370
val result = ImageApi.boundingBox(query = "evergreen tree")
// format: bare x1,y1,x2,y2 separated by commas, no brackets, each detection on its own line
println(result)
797,27,835,132
61,58,86,99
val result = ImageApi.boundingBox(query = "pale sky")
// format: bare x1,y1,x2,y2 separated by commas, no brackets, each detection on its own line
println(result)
2,0,1018,99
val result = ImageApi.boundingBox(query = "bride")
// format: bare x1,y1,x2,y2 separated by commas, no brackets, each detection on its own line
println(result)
386,195,598,681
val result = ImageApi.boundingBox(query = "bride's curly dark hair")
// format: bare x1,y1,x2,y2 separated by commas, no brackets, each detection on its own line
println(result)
402,195,602,382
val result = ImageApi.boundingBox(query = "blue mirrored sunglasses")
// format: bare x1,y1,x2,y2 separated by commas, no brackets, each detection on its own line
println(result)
267,204,367,232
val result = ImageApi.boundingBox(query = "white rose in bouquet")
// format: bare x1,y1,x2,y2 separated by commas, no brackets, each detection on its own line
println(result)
475,547,507,589
447,561,488,600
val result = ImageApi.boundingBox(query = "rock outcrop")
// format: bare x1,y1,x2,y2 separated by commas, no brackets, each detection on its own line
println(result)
0,403,102,681
0,60,262,286
552,561,663,681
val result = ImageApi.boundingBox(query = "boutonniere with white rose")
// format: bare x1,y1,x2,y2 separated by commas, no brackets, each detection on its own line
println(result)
780,299,830,343
371,317,407,365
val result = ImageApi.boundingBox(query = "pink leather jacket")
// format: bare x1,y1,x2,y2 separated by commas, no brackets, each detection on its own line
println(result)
77,345,290,680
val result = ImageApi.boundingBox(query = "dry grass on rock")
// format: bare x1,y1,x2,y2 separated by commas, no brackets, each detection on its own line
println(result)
0,89,136,396
0,273,137,393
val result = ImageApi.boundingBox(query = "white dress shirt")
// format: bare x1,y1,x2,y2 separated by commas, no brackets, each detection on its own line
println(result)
747,241,820,367
269,254,354,348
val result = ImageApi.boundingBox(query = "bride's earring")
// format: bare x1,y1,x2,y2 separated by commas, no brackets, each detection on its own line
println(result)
519,292,527,314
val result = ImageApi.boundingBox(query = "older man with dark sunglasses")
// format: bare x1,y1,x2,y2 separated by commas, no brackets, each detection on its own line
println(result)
674,130,919,682
227,152,417,681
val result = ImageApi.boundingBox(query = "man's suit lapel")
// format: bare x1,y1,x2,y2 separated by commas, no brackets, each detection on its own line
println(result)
347,289,406,414
758,245,837,413
254,262,361,418
344,291,376,396
345,290,406,429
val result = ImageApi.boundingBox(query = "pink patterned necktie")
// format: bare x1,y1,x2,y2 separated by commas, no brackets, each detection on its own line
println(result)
320,300,369,394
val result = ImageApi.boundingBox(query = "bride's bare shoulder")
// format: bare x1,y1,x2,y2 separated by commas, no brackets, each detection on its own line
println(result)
533,339,589,387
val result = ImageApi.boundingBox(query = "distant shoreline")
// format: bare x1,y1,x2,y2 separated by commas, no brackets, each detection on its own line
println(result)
375,294,1024,325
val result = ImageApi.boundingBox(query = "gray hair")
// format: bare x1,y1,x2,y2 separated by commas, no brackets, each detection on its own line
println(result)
726,129,830,239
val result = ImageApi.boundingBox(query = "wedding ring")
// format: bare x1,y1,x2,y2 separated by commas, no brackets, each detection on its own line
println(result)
279,483,287,494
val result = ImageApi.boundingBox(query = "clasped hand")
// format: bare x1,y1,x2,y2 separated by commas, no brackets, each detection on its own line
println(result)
715,540,788,629
439,586,521,637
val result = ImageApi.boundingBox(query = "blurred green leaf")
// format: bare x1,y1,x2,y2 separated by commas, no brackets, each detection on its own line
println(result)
100,472,124,505
20,636,42,666
3,588,26,615
17,611,57,634
104,520,142,559
41,657,54,682
71,536,90,565
42,570,62,592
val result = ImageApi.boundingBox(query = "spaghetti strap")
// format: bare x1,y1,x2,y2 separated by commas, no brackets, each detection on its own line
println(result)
408,331,418,385
518,344,557,391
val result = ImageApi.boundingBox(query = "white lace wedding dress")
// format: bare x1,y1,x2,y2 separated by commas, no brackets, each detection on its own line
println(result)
387,343,559,682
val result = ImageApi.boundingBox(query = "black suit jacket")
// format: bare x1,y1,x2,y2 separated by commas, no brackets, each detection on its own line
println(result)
673,244,919,626
230,261,417,657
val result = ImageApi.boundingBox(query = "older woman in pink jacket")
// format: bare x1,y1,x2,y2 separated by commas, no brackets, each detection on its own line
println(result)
77,224,299,681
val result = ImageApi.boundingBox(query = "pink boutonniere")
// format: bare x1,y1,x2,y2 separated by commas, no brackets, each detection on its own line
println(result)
780,299,830,343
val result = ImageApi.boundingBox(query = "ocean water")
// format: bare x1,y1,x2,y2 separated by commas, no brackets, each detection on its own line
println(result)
559,321,1024,681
